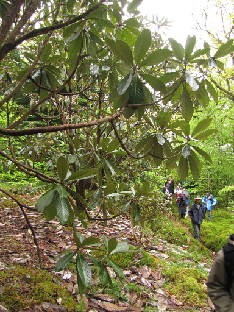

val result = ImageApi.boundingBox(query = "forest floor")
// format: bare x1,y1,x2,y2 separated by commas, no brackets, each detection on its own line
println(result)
0,194,215,312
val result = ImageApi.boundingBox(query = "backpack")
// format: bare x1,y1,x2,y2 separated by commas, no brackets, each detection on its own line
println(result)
223,243,234,291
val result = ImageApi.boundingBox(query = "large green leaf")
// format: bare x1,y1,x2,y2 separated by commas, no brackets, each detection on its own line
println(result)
214,39,234,58
192,146,212,163
57,156,69,181
56,194,73,225
169,38,184,61
163,140,173,159
98,261,112,286
73,231,85,247
123,107,136,119
36,188,56,212
107,237,118,254
41,43,52,62
67,168,98,181
134,29,151,64
110,241,129,255
76,254,92,295
188,150,201,181
140,73,166,92
67,34,83,61
181,86,194,121
193,129,217,140
115,40,134,66
43,196,57,221
178,155,188,180
81,236,101,247
106,138,120,152
117,74,132,95
150,141,163,166
63,21,85,41
140,49,172,66
158,71,180,84
105,37,120,56
112,91,129,109
128,75,145,104
135,136,152,153
185,35,196,61
191,118,212,137
195,83,210,106
54,251,75,272
55,185,69,198
190,47,210,60
206,80,218,103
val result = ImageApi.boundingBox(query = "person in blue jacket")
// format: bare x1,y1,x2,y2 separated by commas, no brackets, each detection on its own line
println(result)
202,192,217,221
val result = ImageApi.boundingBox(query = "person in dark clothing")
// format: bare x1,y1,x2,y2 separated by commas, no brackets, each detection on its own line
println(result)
162,183,171,199
188,195,205,240
168,178,174,195
207,233,234,312
178,195,187,218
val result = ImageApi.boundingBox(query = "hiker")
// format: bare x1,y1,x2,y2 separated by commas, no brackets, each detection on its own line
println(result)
188,195,205,240
162,183,172,200
182,188,190,218
177,194,187,218
202,192,217,221
207,233,234,312
175,183,182,197
168,177,174,195
164,177,174,196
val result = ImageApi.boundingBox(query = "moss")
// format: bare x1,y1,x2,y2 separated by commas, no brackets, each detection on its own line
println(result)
0,265,79,311
162,263,208,307
108,248,159,269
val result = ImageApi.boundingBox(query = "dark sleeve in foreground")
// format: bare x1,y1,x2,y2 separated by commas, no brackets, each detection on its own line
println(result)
207,250,234,312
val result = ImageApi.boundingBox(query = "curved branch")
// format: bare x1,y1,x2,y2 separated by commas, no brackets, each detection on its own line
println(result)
111,121,148,160
0,113,121,136
0,0,107,60
6,0,40,45
209,77,234,101
0,0,24,46
0,150,59,184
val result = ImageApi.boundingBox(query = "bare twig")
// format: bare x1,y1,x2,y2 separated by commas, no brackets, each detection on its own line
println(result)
0,187,42,268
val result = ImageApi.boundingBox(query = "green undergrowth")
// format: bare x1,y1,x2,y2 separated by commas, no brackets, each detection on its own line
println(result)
0,265,84,312
201,207,234,251
109,248,160,269
161,259,208,307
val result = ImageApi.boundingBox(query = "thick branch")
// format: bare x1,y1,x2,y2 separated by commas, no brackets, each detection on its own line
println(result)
6,0,40,44
0,113,121,136
0,0,24,46
0,0,107,60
